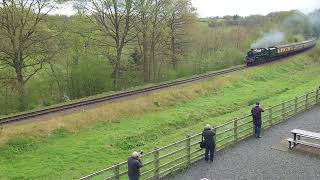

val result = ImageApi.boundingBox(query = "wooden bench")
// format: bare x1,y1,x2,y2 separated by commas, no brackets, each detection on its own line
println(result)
287,129,320,149
287,138,320,149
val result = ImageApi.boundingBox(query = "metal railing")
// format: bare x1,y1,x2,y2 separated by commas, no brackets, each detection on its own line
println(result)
79,88,320,180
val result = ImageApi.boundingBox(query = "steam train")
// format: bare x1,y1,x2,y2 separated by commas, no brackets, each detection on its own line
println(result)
245,39,317,66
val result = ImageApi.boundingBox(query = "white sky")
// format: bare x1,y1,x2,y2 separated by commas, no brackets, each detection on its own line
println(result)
191,0,320,17
51,0,320,17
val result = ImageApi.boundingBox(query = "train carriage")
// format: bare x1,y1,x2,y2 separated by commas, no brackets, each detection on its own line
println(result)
245,39,317,66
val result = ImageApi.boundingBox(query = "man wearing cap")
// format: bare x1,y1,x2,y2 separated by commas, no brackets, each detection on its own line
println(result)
127,152,143,180
251,102,265,138
202,124,216,162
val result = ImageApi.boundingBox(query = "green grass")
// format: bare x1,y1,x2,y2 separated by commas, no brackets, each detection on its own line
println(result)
0,51,320,179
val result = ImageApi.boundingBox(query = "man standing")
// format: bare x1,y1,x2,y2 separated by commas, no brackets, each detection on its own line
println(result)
251,102,265,138
128,151,143,180
202,124,216,162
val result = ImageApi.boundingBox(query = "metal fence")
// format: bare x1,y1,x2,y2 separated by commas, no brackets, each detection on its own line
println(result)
80,88,320,180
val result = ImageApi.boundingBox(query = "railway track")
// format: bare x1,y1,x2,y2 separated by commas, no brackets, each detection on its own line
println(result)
0,65,248,125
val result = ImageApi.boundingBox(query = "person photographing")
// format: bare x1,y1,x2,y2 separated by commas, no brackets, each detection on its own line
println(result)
202,124,216,162
127,151,143,180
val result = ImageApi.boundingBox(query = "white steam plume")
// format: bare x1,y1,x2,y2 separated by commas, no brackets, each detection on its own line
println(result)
251,32,285,49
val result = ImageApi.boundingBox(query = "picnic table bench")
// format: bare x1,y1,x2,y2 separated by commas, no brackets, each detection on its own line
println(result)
287,129,320,149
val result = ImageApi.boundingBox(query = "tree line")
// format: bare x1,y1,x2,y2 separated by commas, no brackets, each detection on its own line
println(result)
0,0,319,115
0,0,196,112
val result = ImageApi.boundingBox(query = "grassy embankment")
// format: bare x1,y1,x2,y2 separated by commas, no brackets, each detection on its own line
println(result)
0,47,320,179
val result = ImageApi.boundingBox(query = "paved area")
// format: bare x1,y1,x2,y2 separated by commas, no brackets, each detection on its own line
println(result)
166,105,320,180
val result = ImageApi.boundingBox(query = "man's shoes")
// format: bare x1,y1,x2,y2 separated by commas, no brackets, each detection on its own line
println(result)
257,136,262,138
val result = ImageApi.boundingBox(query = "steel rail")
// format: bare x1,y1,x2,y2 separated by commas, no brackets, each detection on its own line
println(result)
0,66,248,125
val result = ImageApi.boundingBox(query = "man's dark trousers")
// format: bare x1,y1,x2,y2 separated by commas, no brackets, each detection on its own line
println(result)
129,175,140,180
205,146,215,161
254,123,261,137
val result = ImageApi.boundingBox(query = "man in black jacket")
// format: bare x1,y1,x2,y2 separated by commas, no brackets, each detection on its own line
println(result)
251,102,265,138
127,152,143,180
202,124,216,162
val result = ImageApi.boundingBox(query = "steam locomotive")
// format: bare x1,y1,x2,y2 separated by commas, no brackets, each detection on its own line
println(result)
245,39,317,66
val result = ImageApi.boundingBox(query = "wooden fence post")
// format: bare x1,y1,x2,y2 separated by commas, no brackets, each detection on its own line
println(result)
213,127,217,153
234,118,238,144
154,148,160,179
305,93,309,111
252,117,255,136
316,89,319,104
269,108,273,127
294,97,298,114
186,135,191,166
282,103,285,121
114,164,120,180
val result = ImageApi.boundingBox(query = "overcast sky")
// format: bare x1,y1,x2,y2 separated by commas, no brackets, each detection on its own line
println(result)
51,0,320,17
192,0,320,17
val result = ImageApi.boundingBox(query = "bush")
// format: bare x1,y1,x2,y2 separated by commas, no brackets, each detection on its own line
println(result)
52,127,70,138
7,138,37,154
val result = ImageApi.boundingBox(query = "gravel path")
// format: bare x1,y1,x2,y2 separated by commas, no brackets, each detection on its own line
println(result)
166,105,320,180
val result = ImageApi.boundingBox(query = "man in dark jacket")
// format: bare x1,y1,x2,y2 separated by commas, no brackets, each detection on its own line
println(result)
128,152,143,180
202,124,216,162
251,102,264,138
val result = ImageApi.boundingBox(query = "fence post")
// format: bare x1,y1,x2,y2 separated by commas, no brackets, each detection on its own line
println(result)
316,89,319,104
294,97,298,114
114,164,120,180
213,127,217,153
234,118,238,144
269,108,273,127
305,93,309,111
186,135,191,166
252,115,255,136
282,102,285,121
252,118,254,136
153,148,160,179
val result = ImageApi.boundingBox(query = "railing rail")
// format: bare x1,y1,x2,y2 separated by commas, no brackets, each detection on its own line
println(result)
79,88,320,180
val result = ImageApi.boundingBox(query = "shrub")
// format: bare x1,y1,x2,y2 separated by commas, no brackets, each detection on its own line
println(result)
7,137,37,154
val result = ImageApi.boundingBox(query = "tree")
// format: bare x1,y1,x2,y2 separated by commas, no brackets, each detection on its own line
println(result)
136,0,168,82
136,0,151,82
77,0,136,89
167,0,195,70
0,0,58,110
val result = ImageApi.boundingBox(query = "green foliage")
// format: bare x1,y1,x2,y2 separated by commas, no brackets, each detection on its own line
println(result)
0,3,320,119
1,8,318,116
7,138,37,154
0,4,319,178
116,135,146,150
52,127,70,138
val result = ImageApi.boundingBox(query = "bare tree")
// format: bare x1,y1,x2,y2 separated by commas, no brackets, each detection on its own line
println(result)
78,0,135,89
0,0,58,110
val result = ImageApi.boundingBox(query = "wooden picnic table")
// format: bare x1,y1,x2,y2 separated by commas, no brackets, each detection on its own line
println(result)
287,129,320,149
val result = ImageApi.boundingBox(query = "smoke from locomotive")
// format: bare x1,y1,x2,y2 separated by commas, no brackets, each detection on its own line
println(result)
251,32,285,49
